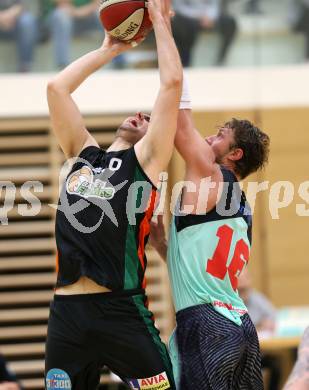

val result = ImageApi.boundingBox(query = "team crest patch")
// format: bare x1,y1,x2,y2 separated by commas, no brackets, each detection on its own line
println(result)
46,368,71,389
66,166,115,200
127,371,170,389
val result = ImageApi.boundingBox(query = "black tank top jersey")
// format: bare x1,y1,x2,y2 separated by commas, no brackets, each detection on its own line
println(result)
55,146,157,291
175,167,253,244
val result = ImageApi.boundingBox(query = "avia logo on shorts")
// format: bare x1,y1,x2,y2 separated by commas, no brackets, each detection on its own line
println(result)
46,369,72,389
128,371,170,389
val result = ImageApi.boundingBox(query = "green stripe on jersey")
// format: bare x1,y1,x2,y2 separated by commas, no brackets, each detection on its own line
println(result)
124,166,152,290
132,295,175,388
124,223,140,290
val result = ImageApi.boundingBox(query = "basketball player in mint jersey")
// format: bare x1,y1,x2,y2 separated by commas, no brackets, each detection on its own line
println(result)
150,79,270,389
45,0,182,388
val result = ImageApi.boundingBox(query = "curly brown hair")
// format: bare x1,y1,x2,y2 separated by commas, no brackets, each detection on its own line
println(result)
225,118,270,179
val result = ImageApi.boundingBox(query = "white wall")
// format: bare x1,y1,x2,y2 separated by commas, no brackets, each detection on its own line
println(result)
0,64,309,118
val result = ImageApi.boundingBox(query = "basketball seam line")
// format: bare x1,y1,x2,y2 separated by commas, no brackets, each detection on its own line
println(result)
105,9,147,39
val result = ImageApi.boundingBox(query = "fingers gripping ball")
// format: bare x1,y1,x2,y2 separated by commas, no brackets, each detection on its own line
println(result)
99,0,153,42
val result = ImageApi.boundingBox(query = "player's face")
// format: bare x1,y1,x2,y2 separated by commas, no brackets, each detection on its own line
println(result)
119,112,151,143
206,126,235,164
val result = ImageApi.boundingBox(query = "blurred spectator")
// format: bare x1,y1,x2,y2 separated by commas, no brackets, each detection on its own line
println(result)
0,354,21,389
245,0,262,14
41,0,105,69
238,268,276,334
283,326,309,390
172,0,237,66
0,0,36,72
238,268,281,390
290,0,309,62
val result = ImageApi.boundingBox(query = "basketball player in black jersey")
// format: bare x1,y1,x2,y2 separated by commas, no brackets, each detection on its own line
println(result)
44,0,182,389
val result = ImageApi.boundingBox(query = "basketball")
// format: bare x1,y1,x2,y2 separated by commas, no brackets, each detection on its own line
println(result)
99,0,153,42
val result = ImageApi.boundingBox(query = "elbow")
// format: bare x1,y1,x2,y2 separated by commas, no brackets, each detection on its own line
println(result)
47,79,66,98
47,80,59,98
162,72,183,91
171,71,183,87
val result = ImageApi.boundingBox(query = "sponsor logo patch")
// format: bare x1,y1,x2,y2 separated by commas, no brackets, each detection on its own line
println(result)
66,166,115,200
213,300,247,315
127,371,170,389
46,368,71,389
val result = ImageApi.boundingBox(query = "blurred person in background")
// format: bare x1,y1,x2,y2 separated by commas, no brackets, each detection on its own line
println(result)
0,354,21,390
244,0,262,14
238,268,276,335
172,0,237,66
238,268,281,390
41,0,126,69
0,0,36,72
284,326,309,390
290,0,309,62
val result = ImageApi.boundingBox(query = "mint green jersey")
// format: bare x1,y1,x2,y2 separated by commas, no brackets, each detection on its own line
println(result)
167,168,251,326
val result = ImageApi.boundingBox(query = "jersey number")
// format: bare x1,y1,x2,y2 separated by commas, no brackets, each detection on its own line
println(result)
206,225,249,290
109,158,122,171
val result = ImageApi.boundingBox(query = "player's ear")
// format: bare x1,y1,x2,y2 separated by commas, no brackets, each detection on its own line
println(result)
229,147,243,162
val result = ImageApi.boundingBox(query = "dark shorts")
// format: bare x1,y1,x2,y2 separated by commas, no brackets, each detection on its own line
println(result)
175,303,264,390
45,291,175,390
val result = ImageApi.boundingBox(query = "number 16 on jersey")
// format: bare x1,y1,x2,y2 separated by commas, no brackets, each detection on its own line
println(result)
206,225,249,291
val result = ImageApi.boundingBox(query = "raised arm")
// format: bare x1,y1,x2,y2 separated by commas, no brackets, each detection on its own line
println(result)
47,35,134,159
175,96,218,178
174,81,223,212
134,0,183,184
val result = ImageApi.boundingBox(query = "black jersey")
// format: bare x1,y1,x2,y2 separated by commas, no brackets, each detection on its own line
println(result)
55,146,157,291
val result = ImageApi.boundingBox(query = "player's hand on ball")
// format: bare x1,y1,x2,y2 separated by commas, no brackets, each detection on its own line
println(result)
101,32,143,56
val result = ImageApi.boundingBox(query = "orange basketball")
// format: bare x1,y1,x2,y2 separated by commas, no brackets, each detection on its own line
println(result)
99,0,153,42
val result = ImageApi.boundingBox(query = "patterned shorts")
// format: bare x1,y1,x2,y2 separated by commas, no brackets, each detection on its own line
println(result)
172,303,264,390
